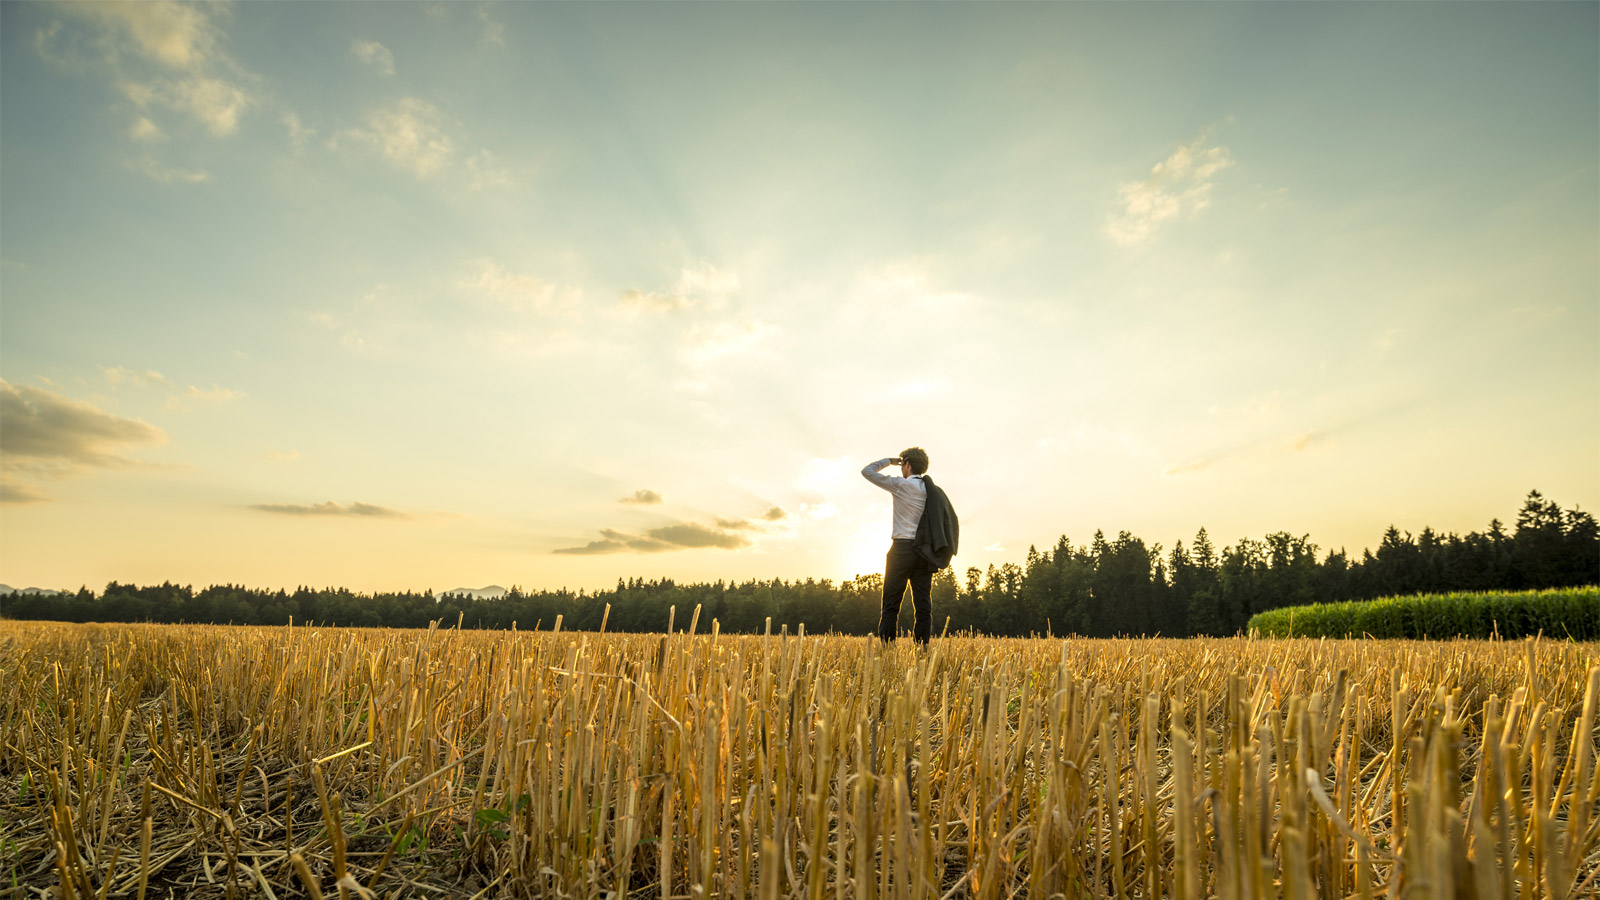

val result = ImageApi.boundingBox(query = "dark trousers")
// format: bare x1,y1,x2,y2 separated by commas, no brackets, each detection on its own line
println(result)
878,539,932,644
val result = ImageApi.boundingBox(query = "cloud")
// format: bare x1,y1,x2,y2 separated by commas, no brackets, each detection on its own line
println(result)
1107,132,1234,246
41,1,270,177
65,1,219,70
858,257,982,315
800,501,838,521
101,366,242,409
33,20,63,59
103,366,172,388
649,523,749,549
266,450,300,462
112,64,252,136
619,289,691,316
282,111,314,151
465,149,515,191
552,537,629,556
620,489,663,505
715,517,756,531
351,39,395,76
185,385,244,402
129,156,209,184
1162,430,1316,476
476,4,506,47
127,116,164,142
553,521,752,555
680,318,778,367
559,527,674,555
1163,401,1422,476
460,259,570,314
1507,304,1567,325
0,482,50,504
762,506,787,521
616,262,739,318
1,380,166,469
0,381,166,496
1161,456,1219,477
249,501,405,518
163,76,251,136
341,98,454,178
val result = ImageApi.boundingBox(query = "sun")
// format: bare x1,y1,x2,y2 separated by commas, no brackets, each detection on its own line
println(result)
838,537,889,585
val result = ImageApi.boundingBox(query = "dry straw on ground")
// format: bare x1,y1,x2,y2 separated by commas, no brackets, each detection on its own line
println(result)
1,614,1597,899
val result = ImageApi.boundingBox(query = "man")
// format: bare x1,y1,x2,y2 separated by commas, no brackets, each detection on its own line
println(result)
862,447,957,646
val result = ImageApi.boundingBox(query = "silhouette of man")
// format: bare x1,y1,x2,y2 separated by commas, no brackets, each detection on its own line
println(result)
862,447,956,646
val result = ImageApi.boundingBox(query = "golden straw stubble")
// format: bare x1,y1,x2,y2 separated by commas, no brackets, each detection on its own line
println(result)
0,619,1595,898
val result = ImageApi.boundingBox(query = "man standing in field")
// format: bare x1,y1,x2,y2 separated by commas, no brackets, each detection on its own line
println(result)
862,448,958,646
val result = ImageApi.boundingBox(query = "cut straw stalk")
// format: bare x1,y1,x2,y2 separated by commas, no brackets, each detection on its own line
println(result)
1,622,1596,899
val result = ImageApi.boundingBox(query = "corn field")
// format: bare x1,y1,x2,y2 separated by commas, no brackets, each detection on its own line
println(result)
2,615,1597,899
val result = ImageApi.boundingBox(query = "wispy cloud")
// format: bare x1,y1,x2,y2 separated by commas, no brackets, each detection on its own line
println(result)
102,366,243,409
1163,401,1421,476
552,535,632,556
351,39,395,76
554,521,752,555
465,149,515,191
1107,132,1234,246
103,366,172,388
680,318,778,368
41,2,264,183
188,385,244,402
459,259,575,315
0,481,50,505
249,500,406,518
0,380,166,485
619,289,693,316
90,13,251,135
129,156,209,184
281,111,314,152
340,97,455,179
616,262,739,318
476,4,506,47
858,257,982,315
127,116,164,142
64,1,220,71
154,76,251,137
620,489,663,505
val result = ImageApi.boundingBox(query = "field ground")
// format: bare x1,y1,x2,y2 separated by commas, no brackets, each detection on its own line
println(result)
2,619,1597,899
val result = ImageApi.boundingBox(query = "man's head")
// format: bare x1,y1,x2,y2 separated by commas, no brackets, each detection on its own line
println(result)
899,447,929,476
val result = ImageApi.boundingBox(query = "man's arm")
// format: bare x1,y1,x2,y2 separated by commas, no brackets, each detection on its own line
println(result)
861,457,901,490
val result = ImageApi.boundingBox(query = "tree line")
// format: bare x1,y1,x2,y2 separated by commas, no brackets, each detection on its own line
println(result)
3,490,1594,638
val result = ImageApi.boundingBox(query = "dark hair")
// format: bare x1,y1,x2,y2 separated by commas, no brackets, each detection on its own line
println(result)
900,447,929,475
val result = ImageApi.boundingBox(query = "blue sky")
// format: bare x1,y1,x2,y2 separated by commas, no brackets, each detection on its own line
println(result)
2,1,1595,592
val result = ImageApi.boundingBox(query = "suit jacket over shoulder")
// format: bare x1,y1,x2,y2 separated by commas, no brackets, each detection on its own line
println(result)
912,476,959,571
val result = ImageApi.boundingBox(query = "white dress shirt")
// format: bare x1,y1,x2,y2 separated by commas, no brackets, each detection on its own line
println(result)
862,458,927,540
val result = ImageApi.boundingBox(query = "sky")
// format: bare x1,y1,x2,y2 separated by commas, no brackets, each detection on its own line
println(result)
2,2,1596,594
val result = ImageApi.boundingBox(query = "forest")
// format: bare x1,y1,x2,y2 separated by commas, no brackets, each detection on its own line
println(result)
3,490,1595,638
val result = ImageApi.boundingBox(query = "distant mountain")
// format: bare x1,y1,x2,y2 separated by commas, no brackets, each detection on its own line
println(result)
440,585,508,600
0,585,64,595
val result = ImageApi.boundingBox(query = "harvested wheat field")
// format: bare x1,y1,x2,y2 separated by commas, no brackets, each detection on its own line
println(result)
1,616,1596,899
